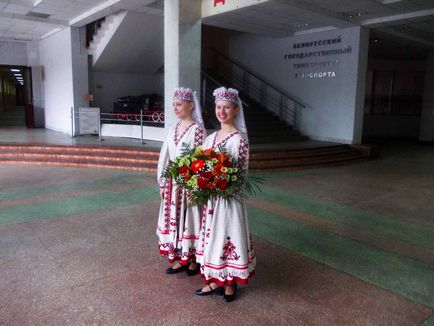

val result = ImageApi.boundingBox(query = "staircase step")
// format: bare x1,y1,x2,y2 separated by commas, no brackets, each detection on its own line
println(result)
250,151,364,168
0,159,155,172
251,145,354,159
0,143,373,172
0,144,160,157
250,154,369,171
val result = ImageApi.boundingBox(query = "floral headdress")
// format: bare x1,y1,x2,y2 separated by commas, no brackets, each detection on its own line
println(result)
173,87,194,102
213,87,240,105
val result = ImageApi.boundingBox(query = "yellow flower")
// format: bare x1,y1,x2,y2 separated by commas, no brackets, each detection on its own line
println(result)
221,167,228,173
194,146,203,156
231,175,237,181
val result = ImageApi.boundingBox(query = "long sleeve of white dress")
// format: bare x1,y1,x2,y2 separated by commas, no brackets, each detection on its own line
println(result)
157,138,169,188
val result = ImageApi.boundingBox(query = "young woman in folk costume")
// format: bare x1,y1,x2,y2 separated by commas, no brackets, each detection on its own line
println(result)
156,87,206,275
195,87,256,302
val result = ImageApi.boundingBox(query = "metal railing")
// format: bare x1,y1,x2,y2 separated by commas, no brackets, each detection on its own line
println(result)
201,72,249,129
202,47,308,130
71,107,164,144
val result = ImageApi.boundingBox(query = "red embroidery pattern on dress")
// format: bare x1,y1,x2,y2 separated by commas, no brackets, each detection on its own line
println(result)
196,205,208,256
174,122,196,146
220,236,240,261
237,138,248,174
212,131,239,149
173,186,183,230
193,125,205,147
162,179,172,233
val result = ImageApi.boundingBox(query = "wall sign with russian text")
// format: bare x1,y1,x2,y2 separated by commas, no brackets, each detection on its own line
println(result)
284,35,353,80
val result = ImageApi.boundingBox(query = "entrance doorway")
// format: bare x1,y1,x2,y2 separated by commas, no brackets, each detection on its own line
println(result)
0,65,33,127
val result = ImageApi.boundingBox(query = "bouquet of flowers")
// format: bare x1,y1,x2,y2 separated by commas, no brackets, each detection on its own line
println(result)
163,145,259,205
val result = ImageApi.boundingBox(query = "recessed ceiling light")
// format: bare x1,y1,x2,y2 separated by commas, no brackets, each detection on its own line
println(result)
293,23,309,28
370,38,382,44
11,69,20,72
341,9,369,19
382,0,402,4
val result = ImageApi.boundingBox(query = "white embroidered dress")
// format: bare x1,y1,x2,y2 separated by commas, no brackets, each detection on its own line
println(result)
196,131,256,285
156,122,205,264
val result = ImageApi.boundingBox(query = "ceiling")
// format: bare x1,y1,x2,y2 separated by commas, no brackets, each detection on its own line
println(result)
203,0,434,58
0,0,432,59
0,0,161,41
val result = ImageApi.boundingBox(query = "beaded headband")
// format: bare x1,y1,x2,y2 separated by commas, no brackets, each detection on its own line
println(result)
213,87,239,105
173,87,193,102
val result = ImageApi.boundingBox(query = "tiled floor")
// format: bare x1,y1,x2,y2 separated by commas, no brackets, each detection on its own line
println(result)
0,133,433,325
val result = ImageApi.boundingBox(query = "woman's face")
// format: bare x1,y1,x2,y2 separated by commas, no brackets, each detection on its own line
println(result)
173,99,193,120
215,100,239,125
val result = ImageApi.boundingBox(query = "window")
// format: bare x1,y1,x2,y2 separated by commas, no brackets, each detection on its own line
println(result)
364,70,425,115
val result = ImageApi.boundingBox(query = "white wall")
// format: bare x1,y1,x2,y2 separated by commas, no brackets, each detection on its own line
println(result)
89,71,163,112
39,27,88,134
0,41,27,66
228,27,369,144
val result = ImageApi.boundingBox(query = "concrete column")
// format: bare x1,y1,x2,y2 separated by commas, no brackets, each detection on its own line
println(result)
164,0,202,127
39,27,88,134
419,51,434,142
71,26,90,112
352,27,369,144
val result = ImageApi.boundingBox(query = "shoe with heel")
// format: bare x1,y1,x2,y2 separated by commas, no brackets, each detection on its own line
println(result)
186,263,200,276
223,283,237,302
165,262,188,274
195,284,224,296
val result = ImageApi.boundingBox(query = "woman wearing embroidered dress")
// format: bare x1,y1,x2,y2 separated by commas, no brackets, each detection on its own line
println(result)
195,87,255,302
156,87,206,275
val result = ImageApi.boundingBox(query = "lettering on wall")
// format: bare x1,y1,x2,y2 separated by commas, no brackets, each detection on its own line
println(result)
284,35,353,79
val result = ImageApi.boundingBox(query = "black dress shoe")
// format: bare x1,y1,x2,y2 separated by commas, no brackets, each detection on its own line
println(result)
223,284,237,303
165,264,188,274
195,285,224,296
186,264,200,276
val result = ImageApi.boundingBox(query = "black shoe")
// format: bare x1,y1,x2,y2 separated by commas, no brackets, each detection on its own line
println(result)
223,284,237,303
165,263,188,274
186,263,200,276
195,284,224,296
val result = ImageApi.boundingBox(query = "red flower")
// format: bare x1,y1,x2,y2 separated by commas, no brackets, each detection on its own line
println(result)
200,171,212,181
203,149,213,157
215,178,229,190
179,166,189,174
197,177,208,189
190,160,205,173
213,164,224,176
223,160,233,167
